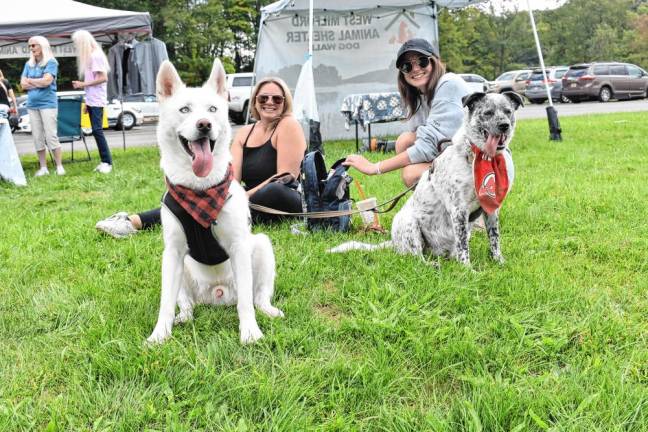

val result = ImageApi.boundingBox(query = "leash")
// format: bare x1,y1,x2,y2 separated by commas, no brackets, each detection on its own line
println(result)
249,168,485,221
249,180,419,219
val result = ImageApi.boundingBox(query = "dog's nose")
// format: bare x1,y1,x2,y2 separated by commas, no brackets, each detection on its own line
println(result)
498,123,510,133
196,118,212,133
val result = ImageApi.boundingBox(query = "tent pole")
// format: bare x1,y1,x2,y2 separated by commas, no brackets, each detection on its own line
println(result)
526,0,562,141
308,0,313,57
120,96,126,150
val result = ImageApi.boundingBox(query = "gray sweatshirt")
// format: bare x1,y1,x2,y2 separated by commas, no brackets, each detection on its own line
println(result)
406,72,469,164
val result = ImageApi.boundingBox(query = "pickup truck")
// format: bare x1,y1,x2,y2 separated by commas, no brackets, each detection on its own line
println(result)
227,72,254,124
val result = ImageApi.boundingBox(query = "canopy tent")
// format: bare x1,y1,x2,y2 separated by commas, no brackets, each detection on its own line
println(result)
255,0,487,140
0,0,152,59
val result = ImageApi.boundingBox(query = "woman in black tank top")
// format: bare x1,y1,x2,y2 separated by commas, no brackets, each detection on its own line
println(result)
232,77,307,224
95,76,307,235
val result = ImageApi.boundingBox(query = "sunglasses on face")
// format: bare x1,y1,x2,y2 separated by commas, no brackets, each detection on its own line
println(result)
256,94,285,104
398,56,433,74
29,44,39,48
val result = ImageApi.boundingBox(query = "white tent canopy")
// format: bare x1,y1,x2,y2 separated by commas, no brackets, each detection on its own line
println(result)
0,0,151,58
255,0,487,140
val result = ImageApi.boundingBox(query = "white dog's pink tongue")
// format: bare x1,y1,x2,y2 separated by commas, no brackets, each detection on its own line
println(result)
190,138,213,177
485,134,500,158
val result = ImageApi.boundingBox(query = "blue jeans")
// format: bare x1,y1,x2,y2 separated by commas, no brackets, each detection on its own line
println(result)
87,106,112,165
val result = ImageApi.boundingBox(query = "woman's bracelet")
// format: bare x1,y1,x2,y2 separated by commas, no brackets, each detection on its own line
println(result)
375,161,382,175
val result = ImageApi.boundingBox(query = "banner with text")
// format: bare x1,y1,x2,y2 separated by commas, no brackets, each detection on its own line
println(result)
255,5,437,140
0,40,78,59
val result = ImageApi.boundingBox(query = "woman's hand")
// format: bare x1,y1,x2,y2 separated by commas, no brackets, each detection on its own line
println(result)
72,80,85,89
21,78,34,90
343,154,379,175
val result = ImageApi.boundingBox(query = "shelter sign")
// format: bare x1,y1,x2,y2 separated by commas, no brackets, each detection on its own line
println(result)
255,4,438,139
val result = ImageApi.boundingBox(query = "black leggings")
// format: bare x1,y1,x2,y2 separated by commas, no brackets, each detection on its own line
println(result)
248,182,302,225
137,182,301,229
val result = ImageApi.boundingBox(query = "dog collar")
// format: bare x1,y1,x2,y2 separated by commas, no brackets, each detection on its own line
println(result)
470,144,510,214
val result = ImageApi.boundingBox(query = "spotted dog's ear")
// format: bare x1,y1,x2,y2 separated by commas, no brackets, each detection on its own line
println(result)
462,92,487,112
502,91,524,110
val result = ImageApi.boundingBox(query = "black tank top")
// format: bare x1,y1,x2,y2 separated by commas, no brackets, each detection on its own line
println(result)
241,122,278,190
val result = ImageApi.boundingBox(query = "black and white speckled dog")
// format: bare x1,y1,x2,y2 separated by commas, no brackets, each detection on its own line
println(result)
330,92,523,266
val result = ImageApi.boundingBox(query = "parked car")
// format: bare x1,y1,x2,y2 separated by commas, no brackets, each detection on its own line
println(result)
119,93,159,121
561,62,648,103
524,66,570,104
488,69,532,94
459,73,490,93
227,72,254,124
106,98,145,130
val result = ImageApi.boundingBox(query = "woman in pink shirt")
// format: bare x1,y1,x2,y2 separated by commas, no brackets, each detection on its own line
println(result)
72,30,113,174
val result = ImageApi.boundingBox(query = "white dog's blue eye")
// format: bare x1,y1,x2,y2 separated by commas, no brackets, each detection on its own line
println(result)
179,106,190,113
208,106,217,113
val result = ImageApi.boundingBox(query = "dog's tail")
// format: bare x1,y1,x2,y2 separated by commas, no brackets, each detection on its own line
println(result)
327,241,393,253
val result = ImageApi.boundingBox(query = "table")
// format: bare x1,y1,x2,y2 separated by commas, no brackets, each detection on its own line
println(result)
340,92,405,151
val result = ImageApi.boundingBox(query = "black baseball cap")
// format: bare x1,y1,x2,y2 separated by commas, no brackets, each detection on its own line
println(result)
396,38,439,68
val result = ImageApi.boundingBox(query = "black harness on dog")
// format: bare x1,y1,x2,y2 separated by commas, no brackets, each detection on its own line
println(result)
162,192,229,265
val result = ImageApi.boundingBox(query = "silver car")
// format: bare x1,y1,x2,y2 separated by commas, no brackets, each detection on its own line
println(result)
488,69,532,95
524,66,570,104
459,73,490,94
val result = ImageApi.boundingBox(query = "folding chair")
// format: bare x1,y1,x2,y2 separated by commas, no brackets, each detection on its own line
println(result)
57,94,91,162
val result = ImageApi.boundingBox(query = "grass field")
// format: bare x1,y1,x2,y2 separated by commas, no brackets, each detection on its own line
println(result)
1,112,647,431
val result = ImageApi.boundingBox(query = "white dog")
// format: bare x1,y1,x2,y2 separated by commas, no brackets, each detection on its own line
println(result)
147,59,283,345
330,92,522,267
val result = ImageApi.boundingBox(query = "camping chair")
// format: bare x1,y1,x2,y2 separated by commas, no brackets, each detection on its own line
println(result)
56,94,91,162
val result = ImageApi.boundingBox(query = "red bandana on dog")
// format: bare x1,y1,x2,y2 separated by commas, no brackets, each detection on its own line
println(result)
165,164,234,228
471,144,510,214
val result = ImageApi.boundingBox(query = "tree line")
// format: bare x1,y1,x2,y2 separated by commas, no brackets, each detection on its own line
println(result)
0,0,646,88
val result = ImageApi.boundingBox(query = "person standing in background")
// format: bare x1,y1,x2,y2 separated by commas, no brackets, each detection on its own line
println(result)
72,30,113,174
21,36,65,177
0,69,18,117
0,68,26,186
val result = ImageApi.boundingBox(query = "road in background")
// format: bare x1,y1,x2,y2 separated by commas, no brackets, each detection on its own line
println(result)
13,99,647,156
14,123,244,157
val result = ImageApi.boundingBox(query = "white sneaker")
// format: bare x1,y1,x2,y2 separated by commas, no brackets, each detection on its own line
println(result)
34,167,49,177
94,163,113,174
56,165,66,176
95,212,138,239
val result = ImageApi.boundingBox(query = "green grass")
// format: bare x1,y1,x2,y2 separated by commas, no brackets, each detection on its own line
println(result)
1,112,647,431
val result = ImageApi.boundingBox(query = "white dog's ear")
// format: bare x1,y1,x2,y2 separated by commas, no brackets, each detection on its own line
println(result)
157,61,184,101
204,58,228,99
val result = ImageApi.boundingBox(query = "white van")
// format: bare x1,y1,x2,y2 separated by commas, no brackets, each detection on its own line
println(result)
227,72,254,124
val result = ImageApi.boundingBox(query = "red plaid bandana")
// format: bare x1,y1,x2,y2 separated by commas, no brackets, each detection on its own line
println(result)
166,164,234,228
471,144,510,215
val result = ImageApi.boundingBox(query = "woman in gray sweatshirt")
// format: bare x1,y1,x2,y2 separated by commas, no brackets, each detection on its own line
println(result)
343,38,469,187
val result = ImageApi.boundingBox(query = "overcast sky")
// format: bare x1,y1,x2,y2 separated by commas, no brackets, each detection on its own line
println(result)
484,0,567,12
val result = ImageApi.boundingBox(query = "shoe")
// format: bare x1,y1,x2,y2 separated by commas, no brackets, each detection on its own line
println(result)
95,212,138,239
34,167,49,177
56,165,66,176
94,163,113,174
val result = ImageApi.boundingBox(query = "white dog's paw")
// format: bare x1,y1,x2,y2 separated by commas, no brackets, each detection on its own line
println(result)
239,322,264,345
492,253,506,265
174,311,194,325
146,327,171,345
257,304,284,318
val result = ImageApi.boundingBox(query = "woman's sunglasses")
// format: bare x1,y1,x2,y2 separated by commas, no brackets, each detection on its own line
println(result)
256,94,285,104
28,44,39,48
398,56,433,74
